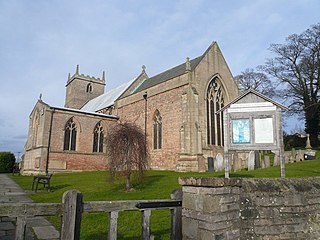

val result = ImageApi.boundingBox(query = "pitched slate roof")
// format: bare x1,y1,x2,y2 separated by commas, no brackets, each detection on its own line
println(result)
132,55,203,94
81,79,135,112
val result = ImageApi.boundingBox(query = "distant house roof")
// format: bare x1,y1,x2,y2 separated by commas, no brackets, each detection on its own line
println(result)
132,55,204,94
217,88,289,113
81,79,135,112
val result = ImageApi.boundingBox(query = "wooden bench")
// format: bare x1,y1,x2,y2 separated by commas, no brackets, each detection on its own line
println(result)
32,174,52,192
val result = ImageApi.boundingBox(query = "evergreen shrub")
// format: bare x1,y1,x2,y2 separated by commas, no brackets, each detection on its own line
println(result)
0,152,16,173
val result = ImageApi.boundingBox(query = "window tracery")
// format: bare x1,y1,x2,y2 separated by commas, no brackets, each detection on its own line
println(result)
64,118,77,151
153,110,162,149
207,77,224,146
93,122,104,153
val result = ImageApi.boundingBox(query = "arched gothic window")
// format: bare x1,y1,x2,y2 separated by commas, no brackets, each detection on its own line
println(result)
93,122,104,152
206,77,224,146
153,110,162,149
86,83,92,93
64,118,77,151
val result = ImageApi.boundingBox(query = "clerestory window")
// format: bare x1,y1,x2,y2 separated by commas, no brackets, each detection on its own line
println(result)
93,122,104,153
206,77,224,146
64,118,77,151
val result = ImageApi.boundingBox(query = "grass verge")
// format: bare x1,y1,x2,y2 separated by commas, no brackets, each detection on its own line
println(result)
10,159,320,239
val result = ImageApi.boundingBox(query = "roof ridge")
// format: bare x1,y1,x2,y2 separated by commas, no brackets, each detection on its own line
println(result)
132,54,204,94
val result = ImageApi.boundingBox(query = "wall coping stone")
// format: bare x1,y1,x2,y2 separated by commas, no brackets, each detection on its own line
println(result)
179,177,320,192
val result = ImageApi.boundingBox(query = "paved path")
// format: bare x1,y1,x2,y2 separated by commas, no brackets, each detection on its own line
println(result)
0,174,59,240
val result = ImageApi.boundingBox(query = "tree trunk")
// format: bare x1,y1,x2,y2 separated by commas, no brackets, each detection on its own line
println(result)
305,107,319,147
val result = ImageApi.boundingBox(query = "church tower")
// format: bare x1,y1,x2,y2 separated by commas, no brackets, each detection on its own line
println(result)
64,65,106,109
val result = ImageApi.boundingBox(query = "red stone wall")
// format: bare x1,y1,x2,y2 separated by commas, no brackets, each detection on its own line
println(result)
116,86,186,170
48,110,117,171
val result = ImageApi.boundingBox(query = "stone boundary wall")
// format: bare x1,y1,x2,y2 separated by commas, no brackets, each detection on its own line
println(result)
179,177,320,240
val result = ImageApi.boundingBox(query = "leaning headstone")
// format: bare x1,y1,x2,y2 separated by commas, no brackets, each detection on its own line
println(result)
215,153,224,171
248,151,255,171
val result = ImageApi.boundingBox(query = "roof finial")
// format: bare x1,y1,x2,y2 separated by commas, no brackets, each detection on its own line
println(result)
39,93,42,101
76,64,79,75
102,71,105,81
185,57,191,72
142,65,146,73
68,73,71,81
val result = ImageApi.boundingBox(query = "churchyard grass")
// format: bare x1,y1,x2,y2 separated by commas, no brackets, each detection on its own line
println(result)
10,158,320,239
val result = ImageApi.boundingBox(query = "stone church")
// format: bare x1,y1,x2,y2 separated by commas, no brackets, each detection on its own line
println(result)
22,42,239,175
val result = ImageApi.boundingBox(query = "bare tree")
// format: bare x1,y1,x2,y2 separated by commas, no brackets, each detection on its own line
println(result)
235,68,275,96
107,122,148,191
262,23,320,146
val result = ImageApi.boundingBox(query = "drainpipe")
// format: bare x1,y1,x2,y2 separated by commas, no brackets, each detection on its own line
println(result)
46,109,54,174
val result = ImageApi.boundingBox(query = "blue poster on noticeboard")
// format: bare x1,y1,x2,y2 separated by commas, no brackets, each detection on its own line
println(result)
232,119,250,144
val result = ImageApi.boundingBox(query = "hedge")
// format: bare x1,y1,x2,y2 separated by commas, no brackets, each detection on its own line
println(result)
0,152,16,173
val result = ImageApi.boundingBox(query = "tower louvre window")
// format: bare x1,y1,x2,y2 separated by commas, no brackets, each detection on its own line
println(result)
64,118,77,151
206,77,224,146
93,122,104,152
86,83,93,93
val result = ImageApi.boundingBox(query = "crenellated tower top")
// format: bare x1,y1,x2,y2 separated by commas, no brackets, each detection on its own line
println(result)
64,65,106,109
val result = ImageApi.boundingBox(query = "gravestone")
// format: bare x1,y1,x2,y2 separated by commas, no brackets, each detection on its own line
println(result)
264,155,270,168
284,152,291,163
233,153,241,172
248,151,255,171
207,157,214,172
297,150,304,161
291,148,297,162
254,151,261,169
216,153,224,171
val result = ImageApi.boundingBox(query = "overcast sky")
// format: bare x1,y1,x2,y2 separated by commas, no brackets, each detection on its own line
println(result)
0,0,319,157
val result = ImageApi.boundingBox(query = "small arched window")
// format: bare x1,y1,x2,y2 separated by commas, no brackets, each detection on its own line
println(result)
153,110,162,149
93,122,104,153
86,83,93,93
207,77,224,146
64,118,77,151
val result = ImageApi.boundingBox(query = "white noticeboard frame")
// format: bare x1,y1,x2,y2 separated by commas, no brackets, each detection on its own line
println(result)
254,118,274,144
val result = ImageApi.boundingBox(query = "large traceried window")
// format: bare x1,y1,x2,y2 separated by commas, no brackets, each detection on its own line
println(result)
153,110,162,149
207,77,224,146
93,122,104,153
64,118,77,151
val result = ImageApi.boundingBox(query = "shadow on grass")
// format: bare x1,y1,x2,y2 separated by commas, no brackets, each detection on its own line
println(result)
83,228,171,240
50,184,72,191
107,174,165,193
